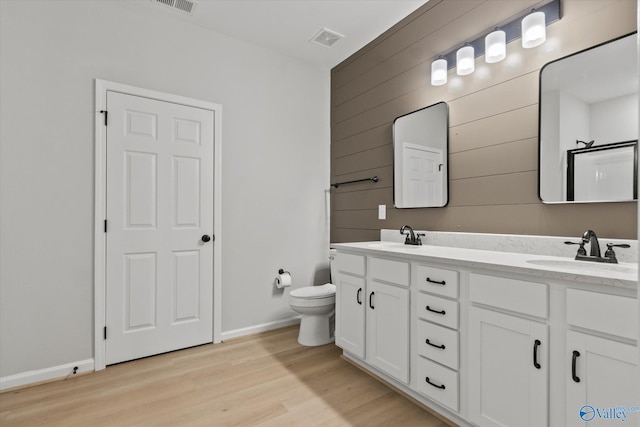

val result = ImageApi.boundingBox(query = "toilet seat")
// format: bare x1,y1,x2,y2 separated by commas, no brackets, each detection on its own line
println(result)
290,283,336,299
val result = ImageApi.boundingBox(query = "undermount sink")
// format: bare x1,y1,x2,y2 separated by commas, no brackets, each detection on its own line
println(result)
526,259,638,274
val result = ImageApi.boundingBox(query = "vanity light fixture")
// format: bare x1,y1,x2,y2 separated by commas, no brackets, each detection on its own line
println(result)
456,45,475,75
522,10,546,48
485,29,506,63
431,57,448,86
429,0,561,86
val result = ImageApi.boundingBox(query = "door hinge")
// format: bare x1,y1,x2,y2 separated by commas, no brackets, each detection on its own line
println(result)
104,326,107,340
104,219,107,233
99,110,108,126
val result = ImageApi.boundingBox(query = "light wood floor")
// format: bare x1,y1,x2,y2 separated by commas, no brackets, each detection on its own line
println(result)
0,326,452,426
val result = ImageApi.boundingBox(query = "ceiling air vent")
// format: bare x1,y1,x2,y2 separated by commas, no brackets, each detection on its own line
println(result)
310,28,344,48
151,0,197,15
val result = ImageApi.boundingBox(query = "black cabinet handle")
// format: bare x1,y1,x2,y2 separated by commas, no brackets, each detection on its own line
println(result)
572,351,581,383
201,234,211,243
425,339,446,350
426,305,446,315
425,377,446,390
533,339,541,369
356,288,362,305
426,277,446,285
369,292,375,309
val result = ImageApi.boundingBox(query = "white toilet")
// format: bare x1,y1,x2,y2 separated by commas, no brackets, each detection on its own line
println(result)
289,250,337,346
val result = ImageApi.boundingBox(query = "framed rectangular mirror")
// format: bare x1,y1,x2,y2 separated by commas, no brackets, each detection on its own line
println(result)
393,102,449,208
538,32,638,203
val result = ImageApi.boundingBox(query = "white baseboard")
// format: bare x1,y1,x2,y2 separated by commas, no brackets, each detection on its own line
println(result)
0,358,94,392
221,316,301,341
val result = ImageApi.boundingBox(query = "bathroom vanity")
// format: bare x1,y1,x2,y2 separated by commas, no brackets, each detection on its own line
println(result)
332,234,638,427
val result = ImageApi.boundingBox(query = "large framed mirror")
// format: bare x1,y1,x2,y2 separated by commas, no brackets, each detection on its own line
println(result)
393,102,449,208
538,32,638,203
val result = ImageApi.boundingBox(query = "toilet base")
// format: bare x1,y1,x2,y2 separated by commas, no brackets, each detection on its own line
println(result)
297,313,335,346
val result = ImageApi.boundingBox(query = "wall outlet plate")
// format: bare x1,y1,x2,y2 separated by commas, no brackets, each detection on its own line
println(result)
378,204,386,220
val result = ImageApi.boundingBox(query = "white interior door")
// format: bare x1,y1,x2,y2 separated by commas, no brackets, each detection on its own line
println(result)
402,143,443,207
105,91,214,365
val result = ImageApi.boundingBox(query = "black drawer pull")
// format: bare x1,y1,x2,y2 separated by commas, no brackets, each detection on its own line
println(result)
356,288,362,305
426,305,446,315
369,292,375,309
426,277,446,285
425,339,445,350
572,350,581,383
425,377,445,390
533,339,541,369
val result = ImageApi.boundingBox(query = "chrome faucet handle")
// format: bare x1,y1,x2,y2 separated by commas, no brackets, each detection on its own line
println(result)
564,241,587,256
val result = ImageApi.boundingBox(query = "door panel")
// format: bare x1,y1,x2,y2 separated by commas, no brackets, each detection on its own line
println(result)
367,281,409,383
566,331,639,426
335,273,365,358
106,91,214,365
469,307,548,427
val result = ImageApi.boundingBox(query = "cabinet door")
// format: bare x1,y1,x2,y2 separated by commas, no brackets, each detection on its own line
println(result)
469,307,548,427
366,281,410,383
566,331,639,427
335,273,366,358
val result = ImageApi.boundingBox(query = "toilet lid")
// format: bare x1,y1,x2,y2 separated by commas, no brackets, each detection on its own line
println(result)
290,283,336,299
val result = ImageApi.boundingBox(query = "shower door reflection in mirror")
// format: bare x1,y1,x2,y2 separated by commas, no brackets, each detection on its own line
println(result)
539,32,638,203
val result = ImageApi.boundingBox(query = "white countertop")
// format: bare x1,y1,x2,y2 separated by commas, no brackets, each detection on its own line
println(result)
332,241,638,289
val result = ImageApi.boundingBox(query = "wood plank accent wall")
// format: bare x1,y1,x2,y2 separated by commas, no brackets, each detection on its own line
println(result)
330,0,637,243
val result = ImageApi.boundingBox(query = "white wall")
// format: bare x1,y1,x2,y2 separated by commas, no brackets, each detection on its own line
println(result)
0,1,330,378
591,93,639,144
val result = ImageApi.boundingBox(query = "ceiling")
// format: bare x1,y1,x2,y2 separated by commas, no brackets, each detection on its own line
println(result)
144,0,428,69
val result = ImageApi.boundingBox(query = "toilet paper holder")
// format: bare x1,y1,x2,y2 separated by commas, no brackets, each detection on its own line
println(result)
276,268,292,289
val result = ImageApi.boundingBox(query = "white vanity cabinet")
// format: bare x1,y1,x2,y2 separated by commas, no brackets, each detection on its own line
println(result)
413,264,461,412
334,252,410,384
468,273,549,427
332,241,638,427
334,252,366,358
565,331,638,427
565,289,639,427
366,278,410,383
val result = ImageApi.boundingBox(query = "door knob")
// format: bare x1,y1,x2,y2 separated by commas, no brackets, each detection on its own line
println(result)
201,235,212,243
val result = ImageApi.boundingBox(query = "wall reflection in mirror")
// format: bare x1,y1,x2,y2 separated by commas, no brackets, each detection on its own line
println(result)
393,102,449,208
539,32,638,203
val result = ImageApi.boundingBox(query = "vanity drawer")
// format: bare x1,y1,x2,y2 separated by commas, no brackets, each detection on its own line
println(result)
416,265,459,298
334,252,365,276
416,356,459,412
417,293,459,330
417,320,459,370
469,273,548,318
567,289,638,340
369,257,409,287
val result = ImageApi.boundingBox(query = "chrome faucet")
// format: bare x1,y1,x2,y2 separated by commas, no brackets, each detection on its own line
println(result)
564,229,630,264
400,225,424,245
